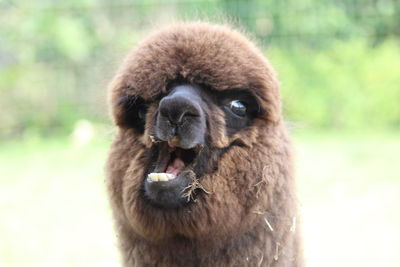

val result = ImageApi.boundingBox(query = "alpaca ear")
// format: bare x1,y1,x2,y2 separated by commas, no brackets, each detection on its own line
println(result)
113,94,148,134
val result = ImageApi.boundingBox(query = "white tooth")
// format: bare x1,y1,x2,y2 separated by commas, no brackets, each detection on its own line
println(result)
166,173,175,180
148,173,159,181
158,174,168,181
148,173,174,182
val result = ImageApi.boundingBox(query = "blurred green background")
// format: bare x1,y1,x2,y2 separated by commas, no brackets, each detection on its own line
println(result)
1,0,399,266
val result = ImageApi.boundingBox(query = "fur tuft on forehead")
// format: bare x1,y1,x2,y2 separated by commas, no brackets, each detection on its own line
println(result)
108,22,281,125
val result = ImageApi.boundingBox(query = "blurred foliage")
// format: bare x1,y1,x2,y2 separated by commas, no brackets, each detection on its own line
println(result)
0,0,399,138
269,38,400,130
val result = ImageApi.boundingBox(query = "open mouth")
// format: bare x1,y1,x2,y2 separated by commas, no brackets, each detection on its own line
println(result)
147,142,198,182
143,141,201,208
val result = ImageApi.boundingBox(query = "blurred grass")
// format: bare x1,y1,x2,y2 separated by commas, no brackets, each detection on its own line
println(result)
0,137,120,267
294,132,400,267
1,132,400,267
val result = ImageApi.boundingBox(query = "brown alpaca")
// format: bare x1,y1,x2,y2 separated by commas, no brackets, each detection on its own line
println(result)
106,22,303,267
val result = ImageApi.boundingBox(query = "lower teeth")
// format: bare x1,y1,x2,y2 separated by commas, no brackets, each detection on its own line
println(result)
148,173,175,182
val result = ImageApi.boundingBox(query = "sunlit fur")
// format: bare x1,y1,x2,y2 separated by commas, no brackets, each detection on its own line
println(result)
106,22,303,267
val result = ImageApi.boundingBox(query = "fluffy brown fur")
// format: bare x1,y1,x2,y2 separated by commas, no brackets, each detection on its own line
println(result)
106,22,303,266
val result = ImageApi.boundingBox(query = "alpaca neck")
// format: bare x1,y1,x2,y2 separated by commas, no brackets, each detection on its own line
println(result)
123,219,300,267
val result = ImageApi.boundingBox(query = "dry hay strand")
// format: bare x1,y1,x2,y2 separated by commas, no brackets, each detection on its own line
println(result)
252,209,266,215
149,135,162,143
290,216,296,233
257,254,264,267
274,242,281,261
252,165,270,198
264,217,274,232
253,210,297,234
181,170,210,202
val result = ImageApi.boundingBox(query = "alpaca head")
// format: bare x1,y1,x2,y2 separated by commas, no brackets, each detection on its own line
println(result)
107,22,290,244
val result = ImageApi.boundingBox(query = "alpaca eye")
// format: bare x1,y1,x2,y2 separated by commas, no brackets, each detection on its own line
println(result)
229,100,247,117
116,95,149,134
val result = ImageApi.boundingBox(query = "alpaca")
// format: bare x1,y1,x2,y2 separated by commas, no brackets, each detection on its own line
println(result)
106,22,303,267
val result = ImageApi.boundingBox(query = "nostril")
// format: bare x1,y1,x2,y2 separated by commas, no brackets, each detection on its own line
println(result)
175,110,199,125
171,125,177,136
183,111,200,118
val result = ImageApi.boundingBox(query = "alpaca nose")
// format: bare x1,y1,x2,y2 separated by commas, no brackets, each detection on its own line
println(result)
159,90,201,128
